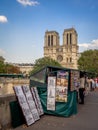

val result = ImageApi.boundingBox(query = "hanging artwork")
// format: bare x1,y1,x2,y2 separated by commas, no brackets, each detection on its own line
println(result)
14,86,35,126
14,85,44,126
56,71,69,102
47,76,56,111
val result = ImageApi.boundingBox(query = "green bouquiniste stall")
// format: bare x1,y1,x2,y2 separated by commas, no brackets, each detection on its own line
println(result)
30,65,78,117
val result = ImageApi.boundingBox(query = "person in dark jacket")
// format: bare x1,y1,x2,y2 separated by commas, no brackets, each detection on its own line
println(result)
79,74,85,104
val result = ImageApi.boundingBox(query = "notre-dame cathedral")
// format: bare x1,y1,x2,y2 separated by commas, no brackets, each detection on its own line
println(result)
44,28,79,69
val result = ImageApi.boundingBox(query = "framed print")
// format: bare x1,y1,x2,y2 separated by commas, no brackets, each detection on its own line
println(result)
47,76,56,111
56,71,69,102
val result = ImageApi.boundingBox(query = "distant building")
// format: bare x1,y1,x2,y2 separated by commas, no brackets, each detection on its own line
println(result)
44,28,79,69
11,63,34,75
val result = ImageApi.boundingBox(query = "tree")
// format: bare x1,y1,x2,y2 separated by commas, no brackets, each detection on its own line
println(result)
30,57,62,74
0,56,5,63
0,62,6,73
0,56,21,74
0,56,5,73
5,64,21,74
78,49,98,76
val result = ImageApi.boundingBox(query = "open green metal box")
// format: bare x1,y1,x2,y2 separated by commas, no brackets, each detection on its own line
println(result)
30,66,78,117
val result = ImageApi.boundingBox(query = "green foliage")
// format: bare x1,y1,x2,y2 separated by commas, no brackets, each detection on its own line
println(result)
0,62,6,73
30,57,62,75
78,49,98,76
4,64,21,74
0,56,5,63
0,56,6,73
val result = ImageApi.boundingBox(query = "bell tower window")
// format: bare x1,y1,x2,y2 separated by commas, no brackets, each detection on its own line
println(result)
70,33,72,44
66,58,68,63
51,35,53,46
48,35,50,46
70,57,72,63
67,33,68,44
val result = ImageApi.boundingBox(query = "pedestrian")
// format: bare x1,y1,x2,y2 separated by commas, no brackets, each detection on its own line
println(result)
84,76,89,95
86,77,91,94
79,73,85,104
95,77,98,88
75,78,80,103
91,78,95,91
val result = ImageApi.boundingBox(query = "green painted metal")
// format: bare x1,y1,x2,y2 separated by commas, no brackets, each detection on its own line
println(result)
30,65,78,117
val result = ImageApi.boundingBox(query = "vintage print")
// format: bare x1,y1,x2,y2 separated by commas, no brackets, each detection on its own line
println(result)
56,71,69,102
47,76,56,111
70,70,80,91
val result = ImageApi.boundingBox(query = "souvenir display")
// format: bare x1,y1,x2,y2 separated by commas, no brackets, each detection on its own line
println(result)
22,86,40,121
14,86,35,126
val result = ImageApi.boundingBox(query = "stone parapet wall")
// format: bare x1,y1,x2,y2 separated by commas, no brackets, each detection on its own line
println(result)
0,94,16,130
0,78,30,129
0,78,29,95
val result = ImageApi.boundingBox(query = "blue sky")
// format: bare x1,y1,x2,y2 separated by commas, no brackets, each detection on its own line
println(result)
0,0,98,63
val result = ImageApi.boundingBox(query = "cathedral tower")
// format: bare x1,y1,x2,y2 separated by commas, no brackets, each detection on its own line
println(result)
44,28,79,69
44,30,60,59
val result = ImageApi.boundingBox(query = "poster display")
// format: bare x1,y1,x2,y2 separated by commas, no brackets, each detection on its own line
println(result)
22,86,40,121
20,103,35,126
31,87,44,116
18,95,27,105
47,76,56,111
14,86,35,126
14,85,24,96
56,71,69,102
70,70,80,91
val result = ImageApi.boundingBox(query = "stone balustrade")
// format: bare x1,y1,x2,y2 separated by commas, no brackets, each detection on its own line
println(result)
0,78,30,129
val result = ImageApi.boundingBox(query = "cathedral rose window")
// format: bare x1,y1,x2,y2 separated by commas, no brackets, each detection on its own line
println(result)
57,55,63,62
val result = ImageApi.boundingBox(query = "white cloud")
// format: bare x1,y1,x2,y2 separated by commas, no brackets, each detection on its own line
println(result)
17,0,39,6
0,15,8,23
79,39,98,52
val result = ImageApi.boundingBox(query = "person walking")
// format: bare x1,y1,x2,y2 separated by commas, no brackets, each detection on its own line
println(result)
79,74,85,104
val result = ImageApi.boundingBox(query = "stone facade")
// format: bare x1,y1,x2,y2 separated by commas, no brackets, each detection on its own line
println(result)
44,28,79,69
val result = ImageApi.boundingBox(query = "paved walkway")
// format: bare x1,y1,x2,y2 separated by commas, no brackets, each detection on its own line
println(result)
14,89,98,130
